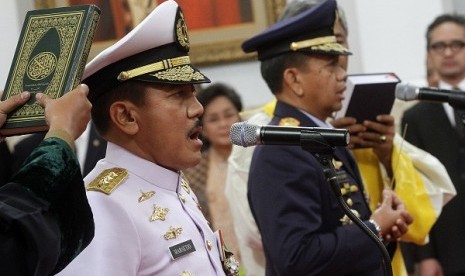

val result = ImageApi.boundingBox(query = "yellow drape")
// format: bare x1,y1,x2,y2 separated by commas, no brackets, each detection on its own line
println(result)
353,146,437,276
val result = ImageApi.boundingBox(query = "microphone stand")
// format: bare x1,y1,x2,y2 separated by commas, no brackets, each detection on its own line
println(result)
299,131,392,276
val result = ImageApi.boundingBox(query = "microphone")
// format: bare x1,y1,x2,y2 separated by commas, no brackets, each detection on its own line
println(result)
230,122,350,148
395,83,465,109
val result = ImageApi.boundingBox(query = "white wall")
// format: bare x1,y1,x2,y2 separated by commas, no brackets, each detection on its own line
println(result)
197,0,453,108
348,0,445,80
0,0,459,109
0,1,34,86
1,1,21,87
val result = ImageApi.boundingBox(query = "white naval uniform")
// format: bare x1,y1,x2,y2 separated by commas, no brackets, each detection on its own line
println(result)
58,142,225,276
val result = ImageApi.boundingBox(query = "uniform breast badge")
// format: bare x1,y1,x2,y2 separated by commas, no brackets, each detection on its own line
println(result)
223,253,240,276
215,230,239,276
150,204,169,222
340,209,361,225
86,168,128,195
335,170,361,225
164,226,183,240
138,190,155,203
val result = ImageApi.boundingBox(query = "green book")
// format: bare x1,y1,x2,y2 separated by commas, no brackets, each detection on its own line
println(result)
0,4,100,136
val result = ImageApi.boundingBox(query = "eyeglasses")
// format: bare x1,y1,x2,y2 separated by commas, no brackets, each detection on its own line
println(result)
429,40,465,54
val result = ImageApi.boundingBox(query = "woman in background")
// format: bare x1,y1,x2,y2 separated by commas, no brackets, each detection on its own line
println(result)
184,83,243,261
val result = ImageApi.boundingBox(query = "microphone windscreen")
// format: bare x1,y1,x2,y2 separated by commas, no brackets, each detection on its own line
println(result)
230,122,258,147
395,83,418,101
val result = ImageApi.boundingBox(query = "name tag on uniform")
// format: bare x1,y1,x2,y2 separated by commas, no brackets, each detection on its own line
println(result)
169,239,196,260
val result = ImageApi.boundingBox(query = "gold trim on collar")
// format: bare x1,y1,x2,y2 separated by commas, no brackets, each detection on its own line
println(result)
290,36,337,51
117,56,191,81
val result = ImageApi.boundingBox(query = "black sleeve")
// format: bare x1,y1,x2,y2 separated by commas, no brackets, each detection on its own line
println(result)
1,137,94,275
0,183,60,276
0,141,13,184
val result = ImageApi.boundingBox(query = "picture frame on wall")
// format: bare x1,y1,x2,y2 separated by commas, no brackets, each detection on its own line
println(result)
34,0,286,65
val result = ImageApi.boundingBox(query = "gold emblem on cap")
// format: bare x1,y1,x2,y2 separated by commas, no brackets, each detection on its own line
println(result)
86,168,128,195
138,190,155,203
176,10,190,50
278,117,300,126
164,226,183,240
153,65,205,82
150,204,169,222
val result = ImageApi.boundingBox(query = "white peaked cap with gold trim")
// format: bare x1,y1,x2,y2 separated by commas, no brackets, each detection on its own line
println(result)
82,0,210,102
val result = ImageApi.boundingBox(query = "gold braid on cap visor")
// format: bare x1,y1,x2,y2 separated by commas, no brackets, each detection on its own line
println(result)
290,35,344,52
117,56,192,81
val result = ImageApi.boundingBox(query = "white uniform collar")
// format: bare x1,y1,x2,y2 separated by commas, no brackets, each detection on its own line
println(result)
104,142,180,192
298,108,334,128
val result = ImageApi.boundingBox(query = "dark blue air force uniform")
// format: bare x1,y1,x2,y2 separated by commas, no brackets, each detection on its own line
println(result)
248,101,383,275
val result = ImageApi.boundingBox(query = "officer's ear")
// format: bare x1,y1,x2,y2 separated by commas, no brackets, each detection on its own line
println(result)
108,100,140,135
283,67,305,97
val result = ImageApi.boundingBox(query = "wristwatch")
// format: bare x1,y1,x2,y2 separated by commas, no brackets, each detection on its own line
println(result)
369,219,383,241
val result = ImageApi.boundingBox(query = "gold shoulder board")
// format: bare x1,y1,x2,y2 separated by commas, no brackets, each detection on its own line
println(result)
86,168,128,195
279,117,300,126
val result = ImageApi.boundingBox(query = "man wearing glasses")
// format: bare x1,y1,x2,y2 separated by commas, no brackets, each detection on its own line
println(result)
402,14,465,276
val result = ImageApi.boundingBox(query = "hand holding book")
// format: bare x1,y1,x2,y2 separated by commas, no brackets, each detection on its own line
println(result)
1,84,91,146
0,5,100,136
0,91,31,141
334,73,401,123
330,72,400,153
38,84,91,144
330,114,395,176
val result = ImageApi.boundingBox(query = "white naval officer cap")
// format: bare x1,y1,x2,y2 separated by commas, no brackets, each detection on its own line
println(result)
82,0,210,102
